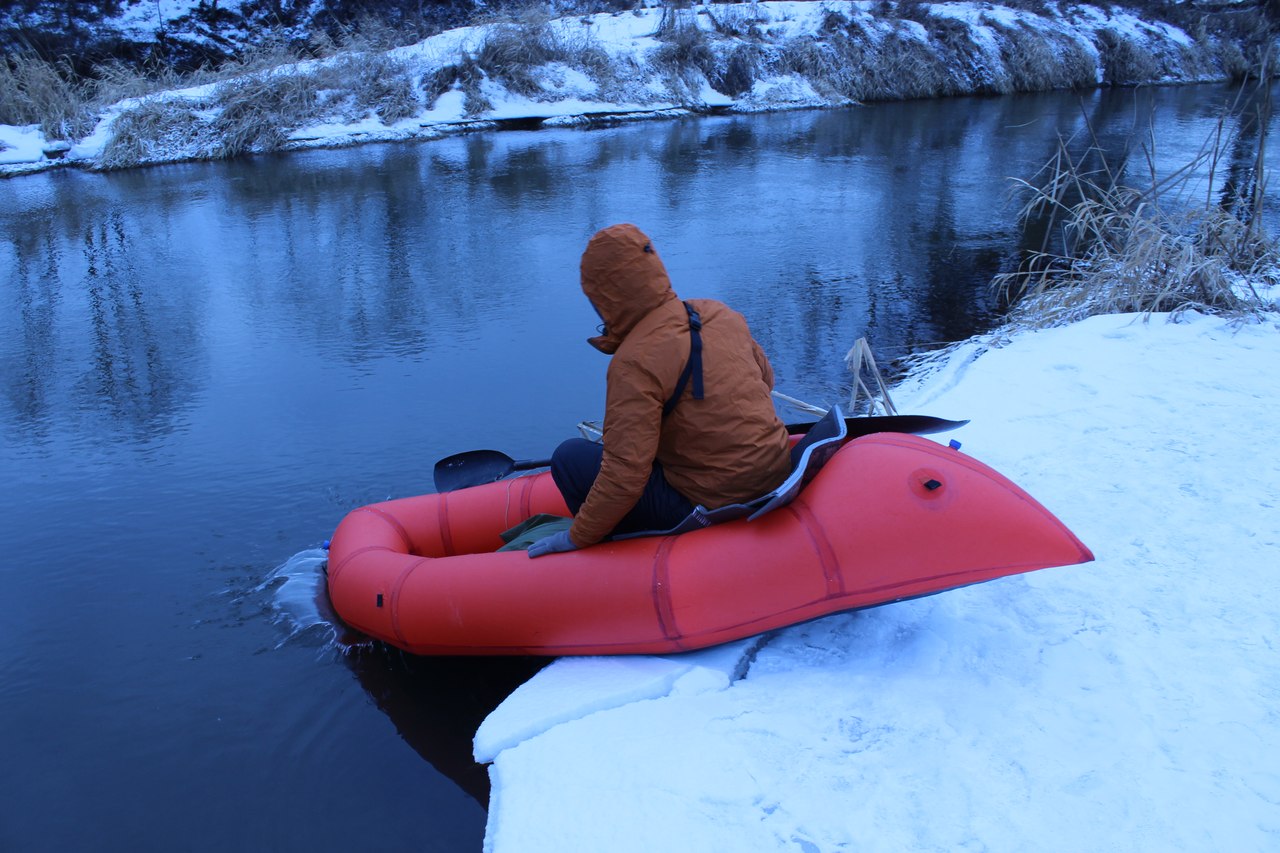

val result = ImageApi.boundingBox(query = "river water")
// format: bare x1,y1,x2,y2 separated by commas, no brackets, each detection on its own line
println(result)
1,82,1275,850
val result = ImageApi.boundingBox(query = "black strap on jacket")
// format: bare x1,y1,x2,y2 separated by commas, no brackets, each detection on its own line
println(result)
663,301,704,417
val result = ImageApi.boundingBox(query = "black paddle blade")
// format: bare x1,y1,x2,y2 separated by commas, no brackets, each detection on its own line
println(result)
433,451,555,493
433,449,517,493
787,414,968,437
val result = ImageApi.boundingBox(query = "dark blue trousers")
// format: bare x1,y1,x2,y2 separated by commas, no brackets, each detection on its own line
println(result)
549,438,695,537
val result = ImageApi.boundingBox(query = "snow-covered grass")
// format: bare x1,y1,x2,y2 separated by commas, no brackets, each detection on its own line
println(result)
1,1,1274,176
476,302,1280,851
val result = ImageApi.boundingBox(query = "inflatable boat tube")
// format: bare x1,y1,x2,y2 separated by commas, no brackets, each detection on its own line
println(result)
325,433,1093,656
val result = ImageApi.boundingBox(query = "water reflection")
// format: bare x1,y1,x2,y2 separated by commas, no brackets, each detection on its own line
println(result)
3,189,205,447
345,648,549,805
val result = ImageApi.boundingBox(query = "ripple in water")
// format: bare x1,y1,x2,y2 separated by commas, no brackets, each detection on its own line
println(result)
257,548,370,651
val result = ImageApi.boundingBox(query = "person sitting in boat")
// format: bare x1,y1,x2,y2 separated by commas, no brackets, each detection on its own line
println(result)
528,223,793,558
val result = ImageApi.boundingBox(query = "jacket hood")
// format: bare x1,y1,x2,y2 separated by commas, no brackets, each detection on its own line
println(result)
580,224,677,354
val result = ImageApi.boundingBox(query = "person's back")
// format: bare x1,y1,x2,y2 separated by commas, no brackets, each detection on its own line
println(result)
614,295,791,511
528,223,792,556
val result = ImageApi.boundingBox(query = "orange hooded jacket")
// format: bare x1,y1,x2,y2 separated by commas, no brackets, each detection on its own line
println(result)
568,223,792,548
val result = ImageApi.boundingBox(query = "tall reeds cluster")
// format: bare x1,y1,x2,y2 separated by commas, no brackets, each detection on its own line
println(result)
0,51,96,139
995,74,1277,328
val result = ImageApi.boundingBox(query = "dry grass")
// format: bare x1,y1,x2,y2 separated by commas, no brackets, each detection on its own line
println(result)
334,53,420,123
653,8,717,86
98,98,215,169
0,51,96,139
1096,28,1162,86
995,23,1097,92
779,22,958,104
463,9,612,107
96,50,424,167
211,71,320,157
778,37,855,99
995,83,1278,328
90,58,209,105
424,56,491,115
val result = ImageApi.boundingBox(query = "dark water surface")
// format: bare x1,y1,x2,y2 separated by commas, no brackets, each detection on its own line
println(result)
2,83,1275,850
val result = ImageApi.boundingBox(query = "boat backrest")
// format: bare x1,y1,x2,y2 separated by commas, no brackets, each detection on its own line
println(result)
613,404,848,540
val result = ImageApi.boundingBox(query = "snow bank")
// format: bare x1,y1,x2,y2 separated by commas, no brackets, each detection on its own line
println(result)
0,1,1245,176
0,124,45,165
479,310,1280,851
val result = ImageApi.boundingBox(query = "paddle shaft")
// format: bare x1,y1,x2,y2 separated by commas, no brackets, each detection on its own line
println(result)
433,414,966,492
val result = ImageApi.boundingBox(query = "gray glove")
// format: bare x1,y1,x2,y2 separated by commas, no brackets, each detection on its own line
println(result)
528,529,578,559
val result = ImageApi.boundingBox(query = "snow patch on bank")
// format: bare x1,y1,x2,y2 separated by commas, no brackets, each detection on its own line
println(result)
477,310,1280,852
474,638,762,762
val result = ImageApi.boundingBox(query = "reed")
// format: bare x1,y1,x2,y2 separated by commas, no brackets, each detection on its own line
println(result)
995,79,1277,329
0,51,95,139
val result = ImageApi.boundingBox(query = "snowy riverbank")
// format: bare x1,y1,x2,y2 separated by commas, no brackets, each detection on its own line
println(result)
2,0,1269,176
475,307,1280,851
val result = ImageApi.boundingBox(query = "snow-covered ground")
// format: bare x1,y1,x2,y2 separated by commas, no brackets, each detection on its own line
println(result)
475,306,1280,851
0,1,1248,176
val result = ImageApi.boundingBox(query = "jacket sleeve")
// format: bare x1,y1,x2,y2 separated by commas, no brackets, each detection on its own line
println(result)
567,358,666,547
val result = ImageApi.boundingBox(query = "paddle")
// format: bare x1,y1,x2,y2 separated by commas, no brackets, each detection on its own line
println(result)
432,414,968,493
790,413,968,437
433,449,555,493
